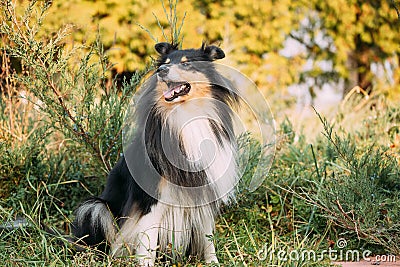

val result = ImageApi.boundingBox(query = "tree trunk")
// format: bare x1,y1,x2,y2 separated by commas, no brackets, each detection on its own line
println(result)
342,35,373,98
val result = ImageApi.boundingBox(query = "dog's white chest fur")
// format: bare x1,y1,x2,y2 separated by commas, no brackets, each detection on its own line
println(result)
166,102,238,203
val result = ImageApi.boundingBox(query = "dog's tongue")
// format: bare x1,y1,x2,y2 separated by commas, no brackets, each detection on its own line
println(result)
162,82,191,101
163,84,182,99
163,86,178,99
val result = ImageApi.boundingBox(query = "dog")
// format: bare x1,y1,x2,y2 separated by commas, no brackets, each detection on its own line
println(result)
71,42,239,266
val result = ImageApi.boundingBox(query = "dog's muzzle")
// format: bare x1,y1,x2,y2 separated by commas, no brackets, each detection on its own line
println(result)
157,65,191,101
163,81,191,102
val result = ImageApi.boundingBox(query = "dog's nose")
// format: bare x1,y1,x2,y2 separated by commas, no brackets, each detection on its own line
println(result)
157,65,169,78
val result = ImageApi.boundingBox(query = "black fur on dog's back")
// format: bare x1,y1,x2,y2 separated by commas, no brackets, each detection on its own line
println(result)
71,141,159,250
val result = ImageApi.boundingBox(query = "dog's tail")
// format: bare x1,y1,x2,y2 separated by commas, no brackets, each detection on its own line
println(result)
71,197,116,251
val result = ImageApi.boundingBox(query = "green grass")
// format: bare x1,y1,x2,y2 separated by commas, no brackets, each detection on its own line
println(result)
2,105,398,266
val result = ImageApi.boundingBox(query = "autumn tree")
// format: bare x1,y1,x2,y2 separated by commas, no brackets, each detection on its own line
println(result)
4,0,399,101
290,0,400,97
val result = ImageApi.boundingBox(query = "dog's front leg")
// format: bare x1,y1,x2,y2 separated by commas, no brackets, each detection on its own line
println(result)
134,204,165,266
111,204,164,266
204,238,219,264
203,221,219,264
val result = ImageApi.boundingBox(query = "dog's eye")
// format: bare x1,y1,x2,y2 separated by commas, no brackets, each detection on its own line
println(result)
181,62,190,67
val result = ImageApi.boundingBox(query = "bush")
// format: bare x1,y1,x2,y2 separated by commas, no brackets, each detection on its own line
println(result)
0,0,145,224
260,108,400,255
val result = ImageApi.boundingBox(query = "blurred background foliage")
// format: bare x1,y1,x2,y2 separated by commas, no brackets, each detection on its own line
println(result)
4,0,399,103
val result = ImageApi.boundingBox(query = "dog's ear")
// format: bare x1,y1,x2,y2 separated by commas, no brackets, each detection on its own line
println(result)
204,45,225,60
155,42,176,55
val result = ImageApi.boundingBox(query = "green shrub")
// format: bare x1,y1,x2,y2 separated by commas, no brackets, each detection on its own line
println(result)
0,0,145,225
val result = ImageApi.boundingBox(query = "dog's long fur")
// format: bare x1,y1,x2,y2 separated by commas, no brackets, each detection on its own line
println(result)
71,42,239,265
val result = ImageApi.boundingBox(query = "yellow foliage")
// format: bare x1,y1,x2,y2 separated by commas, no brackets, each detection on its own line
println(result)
3,0,399,102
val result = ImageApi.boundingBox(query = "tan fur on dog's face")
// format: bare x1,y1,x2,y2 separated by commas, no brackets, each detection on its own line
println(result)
153,43,226,111
155,62,213,110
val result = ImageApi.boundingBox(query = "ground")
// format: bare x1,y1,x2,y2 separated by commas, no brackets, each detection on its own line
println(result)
335,260,400,267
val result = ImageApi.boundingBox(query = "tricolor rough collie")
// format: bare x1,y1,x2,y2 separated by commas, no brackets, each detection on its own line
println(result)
72,42,239,265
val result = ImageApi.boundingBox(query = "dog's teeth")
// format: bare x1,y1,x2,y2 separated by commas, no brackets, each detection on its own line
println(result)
163,82,190,101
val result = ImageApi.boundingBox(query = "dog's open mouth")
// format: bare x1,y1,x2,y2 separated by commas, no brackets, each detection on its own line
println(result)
163,81,191,102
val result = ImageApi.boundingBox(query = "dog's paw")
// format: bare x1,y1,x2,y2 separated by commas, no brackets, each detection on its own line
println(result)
204,255,219,264
137,257,155,267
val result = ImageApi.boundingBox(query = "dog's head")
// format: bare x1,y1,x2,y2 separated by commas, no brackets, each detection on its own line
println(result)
154,42,225,104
